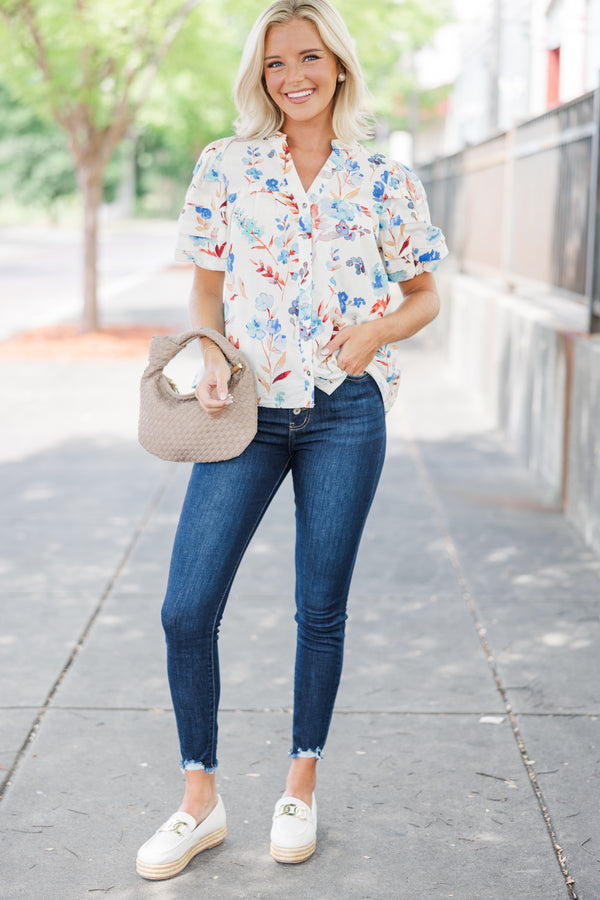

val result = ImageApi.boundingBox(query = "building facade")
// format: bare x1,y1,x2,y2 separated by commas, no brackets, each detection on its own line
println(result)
438,0,600,157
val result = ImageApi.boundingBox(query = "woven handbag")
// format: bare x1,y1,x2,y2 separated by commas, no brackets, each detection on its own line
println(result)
138,328,258,463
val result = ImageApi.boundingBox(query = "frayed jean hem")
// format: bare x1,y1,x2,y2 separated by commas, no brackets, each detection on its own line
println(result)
180,759,217,774
288,747,323,760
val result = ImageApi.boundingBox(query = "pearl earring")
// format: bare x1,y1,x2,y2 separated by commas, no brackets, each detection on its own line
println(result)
338,73,346,82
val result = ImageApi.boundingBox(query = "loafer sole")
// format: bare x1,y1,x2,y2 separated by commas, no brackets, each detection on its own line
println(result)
136,824,227,880
270,836,316,864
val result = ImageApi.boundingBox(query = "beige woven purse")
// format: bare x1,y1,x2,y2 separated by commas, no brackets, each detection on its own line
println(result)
138,328,258,463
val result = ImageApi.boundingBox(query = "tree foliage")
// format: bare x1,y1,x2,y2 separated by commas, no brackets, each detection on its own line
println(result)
0,82,75,210
337,0,450,123
0,0,203,164
0,0,203,330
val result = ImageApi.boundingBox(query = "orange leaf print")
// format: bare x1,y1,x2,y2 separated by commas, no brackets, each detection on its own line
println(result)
256,372,270,391
273,352,288,375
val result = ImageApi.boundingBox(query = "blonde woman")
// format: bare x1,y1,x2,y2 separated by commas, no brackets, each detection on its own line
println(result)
136,0,447,880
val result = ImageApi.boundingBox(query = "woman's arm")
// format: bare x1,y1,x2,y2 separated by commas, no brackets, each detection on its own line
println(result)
322,271,440,376
188,265,232,417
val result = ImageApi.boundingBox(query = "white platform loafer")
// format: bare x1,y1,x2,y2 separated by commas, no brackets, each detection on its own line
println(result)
270,794,317,863
136,795,226,880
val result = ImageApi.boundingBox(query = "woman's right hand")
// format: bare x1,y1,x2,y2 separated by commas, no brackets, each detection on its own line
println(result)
195,346,233,418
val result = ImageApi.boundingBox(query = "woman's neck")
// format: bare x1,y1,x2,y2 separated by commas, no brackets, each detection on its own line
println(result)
283,117,335,155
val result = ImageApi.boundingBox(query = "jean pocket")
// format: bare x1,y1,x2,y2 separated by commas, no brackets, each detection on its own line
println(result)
344,373,370,382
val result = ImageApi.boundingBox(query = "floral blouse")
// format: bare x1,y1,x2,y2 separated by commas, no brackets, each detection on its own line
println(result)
175,133,448,410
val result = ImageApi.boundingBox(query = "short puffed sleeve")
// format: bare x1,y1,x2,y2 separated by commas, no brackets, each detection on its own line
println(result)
375,162,448,282
174,141,229,270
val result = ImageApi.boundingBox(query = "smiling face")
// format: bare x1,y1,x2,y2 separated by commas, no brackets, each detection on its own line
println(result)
263,17,341,133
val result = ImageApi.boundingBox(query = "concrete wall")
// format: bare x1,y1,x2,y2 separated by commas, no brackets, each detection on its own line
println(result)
566,338,600,551
430,268,600,555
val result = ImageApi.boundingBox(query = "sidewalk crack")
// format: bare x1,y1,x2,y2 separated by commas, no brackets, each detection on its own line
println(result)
0,464,178,802
403,424,578,900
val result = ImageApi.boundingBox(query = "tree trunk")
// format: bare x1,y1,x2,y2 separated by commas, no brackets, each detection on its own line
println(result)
78,164,103,333
116,131,137,218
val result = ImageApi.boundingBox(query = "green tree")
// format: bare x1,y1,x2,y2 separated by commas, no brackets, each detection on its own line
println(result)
0,82,75,212
0,0,201,331
137,1,249,189
0,81,127,214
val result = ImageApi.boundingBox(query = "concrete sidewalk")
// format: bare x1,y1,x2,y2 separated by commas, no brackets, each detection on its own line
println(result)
1,267,599,899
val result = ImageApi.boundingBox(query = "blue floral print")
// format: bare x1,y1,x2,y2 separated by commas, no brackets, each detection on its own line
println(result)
347,256,366,275
266,317,282,335
372,181,386,200
371,263,385,290
176,133,448,410
246,318,266,340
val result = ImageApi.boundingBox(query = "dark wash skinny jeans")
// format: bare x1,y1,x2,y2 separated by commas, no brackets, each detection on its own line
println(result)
161,374,387,772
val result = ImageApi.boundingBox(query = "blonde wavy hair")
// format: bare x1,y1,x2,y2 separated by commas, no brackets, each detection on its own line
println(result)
234,0,373,144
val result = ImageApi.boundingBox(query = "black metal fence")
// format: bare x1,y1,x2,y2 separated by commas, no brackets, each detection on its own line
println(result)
419,88,600,333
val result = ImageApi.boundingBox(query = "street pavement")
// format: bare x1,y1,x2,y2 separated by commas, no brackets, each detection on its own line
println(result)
0,220,178,340
1,258,600,900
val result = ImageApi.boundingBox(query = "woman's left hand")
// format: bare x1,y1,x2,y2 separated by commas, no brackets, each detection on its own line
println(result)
322,273,441,375
321,320,383,376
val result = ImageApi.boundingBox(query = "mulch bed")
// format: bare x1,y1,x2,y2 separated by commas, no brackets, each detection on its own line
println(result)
0,324,178,360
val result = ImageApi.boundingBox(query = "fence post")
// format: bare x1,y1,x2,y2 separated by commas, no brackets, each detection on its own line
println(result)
585,78,600,333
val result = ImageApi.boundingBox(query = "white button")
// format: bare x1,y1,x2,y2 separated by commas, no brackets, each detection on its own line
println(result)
293,408,301,415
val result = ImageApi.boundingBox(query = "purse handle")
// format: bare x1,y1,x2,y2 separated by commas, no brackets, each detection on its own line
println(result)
145,328,247,376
